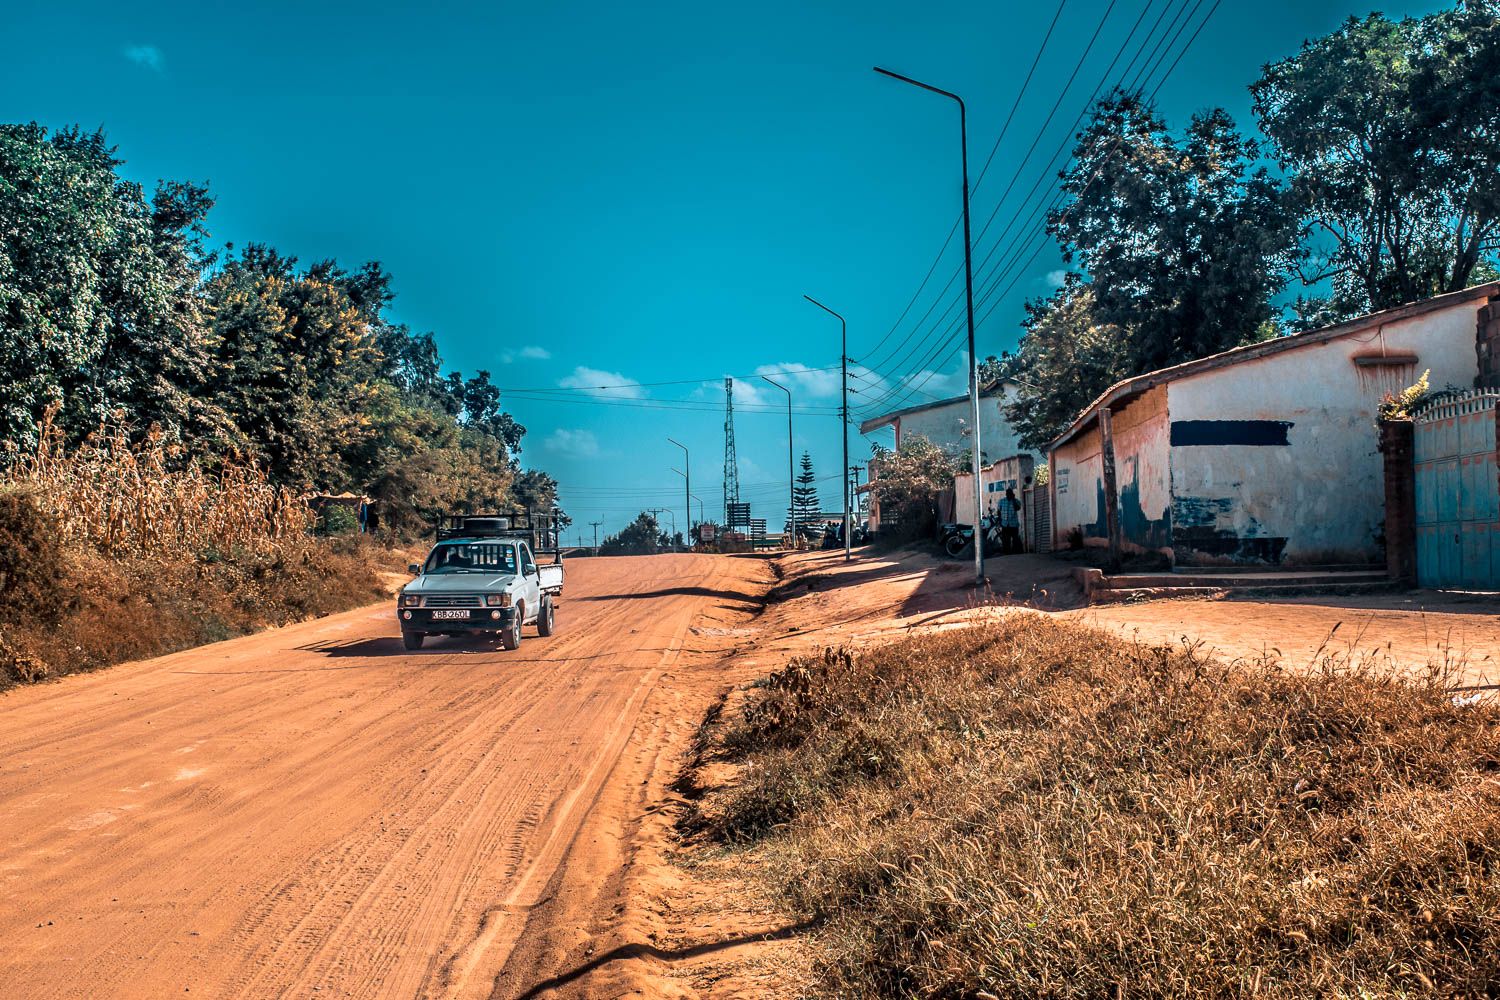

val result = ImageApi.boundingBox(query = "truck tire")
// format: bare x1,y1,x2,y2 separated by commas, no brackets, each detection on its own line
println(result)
501,606,523,651
537,596,556,636
402,632,425,651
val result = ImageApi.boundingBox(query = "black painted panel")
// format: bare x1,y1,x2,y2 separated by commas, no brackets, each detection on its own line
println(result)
1170,419,1292,447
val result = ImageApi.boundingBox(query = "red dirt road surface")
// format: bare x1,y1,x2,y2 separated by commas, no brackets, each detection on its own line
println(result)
0,554,769,1000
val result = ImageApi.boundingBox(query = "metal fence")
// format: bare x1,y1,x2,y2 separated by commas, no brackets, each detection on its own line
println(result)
1413,389,1499,589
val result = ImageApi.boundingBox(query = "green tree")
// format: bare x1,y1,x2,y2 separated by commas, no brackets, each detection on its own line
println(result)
1051,92,1299,374
868,437,959,542
0,125,220,451
1004,280,1128,450
1252,3,1500,315
792,451,821,524
600,512,661,555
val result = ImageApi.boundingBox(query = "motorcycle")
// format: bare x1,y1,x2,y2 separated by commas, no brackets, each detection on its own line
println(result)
939,516,1002,558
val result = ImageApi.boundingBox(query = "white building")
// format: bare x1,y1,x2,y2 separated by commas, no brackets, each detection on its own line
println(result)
1048,283,1497,566
859,381,1031,463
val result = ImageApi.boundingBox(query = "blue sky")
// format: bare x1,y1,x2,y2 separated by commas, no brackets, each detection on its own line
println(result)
3,0,1446,541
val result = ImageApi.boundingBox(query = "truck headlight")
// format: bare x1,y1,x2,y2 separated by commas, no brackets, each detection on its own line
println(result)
490,593,511,608
401,594,421,608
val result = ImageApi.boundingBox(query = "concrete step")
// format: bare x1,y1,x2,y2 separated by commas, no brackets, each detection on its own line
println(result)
1087,580,1400,604
1099,570,1390,590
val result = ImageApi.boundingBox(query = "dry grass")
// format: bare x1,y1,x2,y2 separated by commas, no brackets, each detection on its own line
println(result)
0,414,392,689
700,618,1500,998
9,407,312,557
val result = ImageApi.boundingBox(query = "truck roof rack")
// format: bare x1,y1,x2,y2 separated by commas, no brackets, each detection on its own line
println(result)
435,508,564,561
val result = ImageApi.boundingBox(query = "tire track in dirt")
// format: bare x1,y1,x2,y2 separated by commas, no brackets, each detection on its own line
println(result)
0,553,770,999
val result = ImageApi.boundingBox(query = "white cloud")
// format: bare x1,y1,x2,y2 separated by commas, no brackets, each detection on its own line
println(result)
754,362,842,399
123,44,163,72
542,428,600,458
1043,269,1068,287
557,366,643,399
501,344,552,363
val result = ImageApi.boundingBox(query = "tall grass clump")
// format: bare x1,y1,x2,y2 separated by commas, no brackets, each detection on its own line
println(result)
0,410,389,688
704,618,1500,998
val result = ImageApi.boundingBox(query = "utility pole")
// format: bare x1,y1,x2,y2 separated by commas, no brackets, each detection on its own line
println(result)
850,464,864,530
668,437,689,551
588,520,603,553
761,376,794,547
804,295,850,563
876,66,984,585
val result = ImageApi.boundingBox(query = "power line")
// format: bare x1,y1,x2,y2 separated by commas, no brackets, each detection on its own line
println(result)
856,0,1071,365
859,0,1122,380
858,0,1221,418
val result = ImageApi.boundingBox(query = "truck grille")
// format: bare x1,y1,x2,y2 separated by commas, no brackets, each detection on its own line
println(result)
424,594,483,608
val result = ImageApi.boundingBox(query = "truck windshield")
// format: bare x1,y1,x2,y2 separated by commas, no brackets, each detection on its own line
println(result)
423,542,517,575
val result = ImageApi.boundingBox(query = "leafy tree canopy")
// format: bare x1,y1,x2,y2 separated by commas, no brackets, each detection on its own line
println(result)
1253,2,1500,316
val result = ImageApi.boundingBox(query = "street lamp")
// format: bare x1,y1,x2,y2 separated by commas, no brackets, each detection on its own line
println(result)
671,471,706,539
803,295,851,563
761,375,795,548
875,66,984,585
667,437,689,552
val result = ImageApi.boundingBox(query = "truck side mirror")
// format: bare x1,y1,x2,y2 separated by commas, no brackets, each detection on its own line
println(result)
408,563,422,575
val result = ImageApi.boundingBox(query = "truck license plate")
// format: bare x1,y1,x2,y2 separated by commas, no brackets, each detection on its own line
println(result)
431,610,471,620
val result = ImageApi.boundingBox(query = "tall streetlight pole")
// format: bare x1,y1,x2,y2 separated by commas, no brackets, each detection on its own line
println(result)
803,295,851,563
671,471,705,540
667,437,689,552
875,66,984,585
761,375,795,548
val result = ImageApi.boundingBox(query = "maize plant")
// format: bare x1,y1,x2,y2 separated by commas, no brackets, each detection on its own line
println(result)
4,406,314,557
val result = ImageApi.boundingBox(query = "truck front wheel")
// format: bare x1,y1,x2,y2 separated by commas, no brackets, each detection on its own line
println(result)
501,606,523,651
402,632,425,651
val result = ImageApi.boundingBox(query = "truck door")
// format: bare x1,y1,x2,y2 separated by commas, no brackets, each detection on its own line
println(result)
519,543,541,616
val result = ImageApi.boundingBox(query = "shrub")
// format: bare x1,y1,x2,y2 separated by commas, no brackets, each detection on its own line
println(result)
706,618,1500,997
0,486,66,617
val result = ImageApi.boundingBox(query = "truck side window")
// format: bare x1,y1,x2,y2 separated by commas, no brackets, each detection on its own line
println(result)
521,545,536,575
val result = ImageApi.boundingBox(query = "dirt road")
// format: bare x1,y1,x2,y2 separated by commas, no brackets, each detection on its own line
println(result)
0,553,769,1000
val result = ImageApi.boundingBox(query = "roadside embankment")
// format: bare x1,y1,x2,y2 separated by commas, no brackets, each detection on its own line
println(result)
0,444,400,691
688,615,1500,996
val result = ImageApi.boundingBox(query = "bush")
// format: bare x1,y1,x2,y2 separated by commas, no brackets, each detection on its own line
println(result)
0,486,66,617
705,619,1500,997
868,437,959,543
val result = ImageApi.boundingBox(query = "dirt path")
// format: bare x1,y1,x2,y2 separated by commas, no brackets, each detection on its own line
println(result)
0,553,771,1000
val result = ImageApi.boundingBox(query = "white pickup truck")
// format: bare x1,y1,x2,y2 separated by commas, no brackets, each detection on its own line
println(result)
397,515,565,651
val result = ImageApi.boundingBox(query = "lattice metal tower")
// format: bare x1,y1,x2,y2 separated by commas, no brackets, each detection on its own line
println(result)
722,377,740,524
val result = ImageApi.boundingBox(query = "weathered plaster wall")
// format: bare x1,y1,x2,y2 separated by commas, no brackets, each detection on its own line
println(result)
1049,389,1171,553
1051,425,1105,548
1167,302,1483,564
954,453,1035,524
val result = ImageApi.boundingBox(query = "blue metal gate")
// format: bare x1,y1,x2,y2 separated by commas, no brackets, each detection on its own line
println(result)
1414,391,1500,589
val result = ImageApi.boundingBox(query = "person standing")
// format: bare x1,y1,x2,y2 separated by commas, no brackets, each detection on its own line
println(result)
997,487,1023,555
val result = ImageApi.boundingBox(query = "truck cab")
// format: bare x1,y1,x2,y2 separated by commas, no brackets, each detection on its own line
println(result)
397,512,565,651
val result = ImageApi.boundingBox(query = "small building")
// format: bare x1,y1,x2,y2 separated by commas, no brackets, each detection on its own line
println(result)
859,380,1030,462
1048,283,1499,566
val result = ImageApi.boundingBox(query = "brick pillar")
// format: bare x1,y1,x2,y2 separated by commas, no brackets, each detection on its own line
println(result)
1379,419,1417,585
1478,297,1500,389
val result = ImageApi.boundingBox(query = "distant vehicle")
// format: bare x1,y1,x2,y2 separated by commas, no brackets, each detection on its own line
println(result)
397,511,565,651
